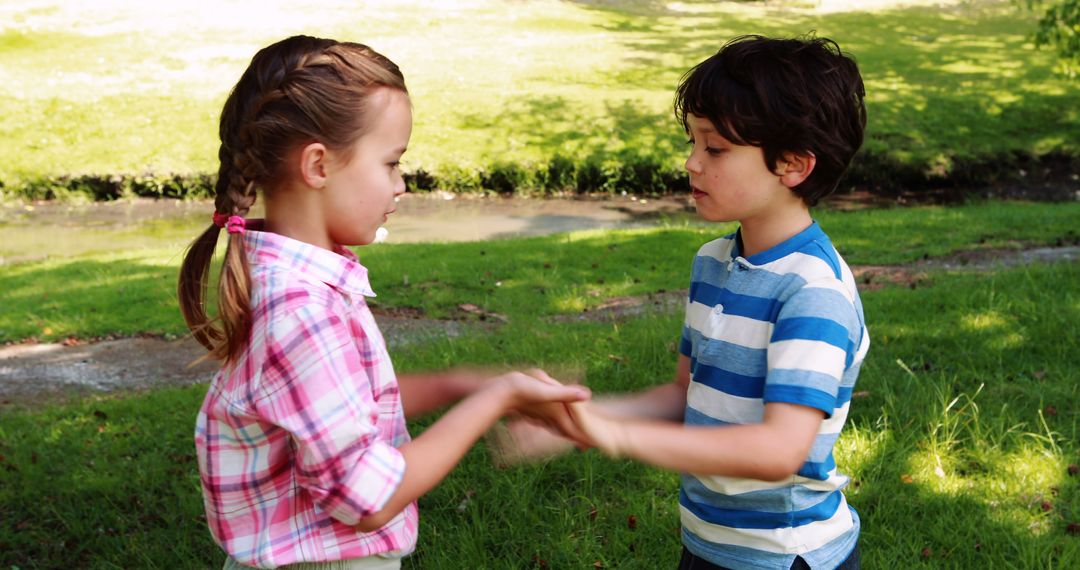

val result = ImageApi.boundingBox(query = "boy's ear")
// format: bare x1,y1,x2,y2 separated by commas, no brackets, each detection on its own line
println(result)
777,151,816,189
298,142,329,189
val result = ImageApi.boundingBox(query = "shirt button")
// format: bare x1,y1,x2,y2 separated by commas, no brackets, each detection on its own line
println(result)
713,304,724,315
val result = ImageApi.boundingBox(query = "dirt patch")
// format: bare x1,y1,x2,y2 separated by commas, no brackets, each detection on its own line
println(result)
547,290,688,323
2,245,1077,410
854,245,1080,290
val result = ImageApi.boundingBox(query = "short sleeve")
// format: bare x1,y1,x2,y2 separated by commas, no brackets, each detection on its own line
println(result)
252,303,404,526
763,281,861,418
680,253,704,358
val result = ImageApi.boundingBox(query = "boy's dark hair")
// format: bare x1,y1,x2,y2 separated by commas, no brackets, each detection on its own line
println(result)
675,35,866,206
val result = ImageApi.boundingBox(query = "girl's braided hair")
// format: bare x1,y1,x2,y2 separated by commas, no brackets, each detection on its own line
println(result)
178,35,406,364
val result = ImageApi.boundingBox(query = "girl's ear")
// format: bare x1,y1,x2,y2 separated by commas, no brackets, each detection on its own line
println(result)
298,142,329,188
777,151,816,189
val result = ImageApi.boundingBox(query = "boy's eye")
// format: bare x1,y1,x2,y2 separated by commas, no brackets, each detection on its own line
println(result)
388,161,401,169
687,137,723,155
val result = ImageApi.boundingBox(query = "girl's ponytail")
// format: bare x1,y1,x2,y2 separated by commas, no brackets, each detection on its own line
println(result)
177,143,257,364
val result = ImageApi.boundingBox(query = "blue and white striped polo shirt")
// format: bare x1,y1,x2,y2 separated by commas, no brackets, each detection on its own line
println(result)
678,222,869,570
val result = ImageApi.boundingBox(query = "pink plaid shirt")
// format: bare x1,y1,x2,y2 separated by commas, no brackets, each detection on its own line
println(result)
195,229,417,568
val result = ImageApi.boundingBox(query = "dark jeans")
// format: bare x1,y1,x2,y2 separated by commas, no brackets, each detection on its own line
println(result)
677,544,860,570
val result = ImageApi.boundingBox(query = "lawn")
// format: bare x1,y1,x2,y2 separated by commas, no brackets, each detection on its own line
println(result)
2,200,1079,343
1,201,1078,567
1,0,1077,194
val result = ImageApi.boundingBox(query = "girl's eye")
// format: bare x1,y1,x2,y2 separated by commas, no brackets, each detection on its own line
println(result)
388,161,401,169
686,137,694,145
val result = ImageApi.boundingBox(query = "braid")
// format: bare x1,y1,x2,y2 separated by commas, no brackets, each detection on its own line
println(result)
228,143,259,215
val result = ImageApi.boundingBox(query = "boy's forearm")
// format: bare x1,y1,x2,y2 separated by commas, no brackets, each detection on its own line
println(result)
613,403,824,481
595,355,690,421
616,421,791,479
595,381,687,421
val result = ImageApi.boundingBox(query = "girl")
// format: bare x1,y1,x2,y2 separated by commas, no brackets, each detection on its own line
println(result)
178,35,588,569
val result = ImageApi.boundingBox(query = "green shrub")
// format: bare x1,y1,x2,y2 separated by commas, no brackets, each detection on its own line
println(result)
404,168,437,192
480,161,536,194
574,155,607,194
540,154,577,194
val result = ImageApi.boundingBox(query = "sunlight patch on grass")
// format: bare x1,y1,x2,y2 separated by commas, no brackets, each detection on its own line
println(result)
833,421,892,475
987,331,1026,351
960,310,1009,332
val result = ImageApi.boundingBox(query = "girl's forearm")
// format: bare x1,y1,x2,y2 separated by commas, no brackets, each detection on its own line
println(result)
397,370,484,418
355,383,511,531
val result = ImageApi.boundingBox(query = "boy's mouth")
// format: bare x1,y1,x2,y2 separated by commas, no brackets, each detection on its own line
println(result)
690,185,708,199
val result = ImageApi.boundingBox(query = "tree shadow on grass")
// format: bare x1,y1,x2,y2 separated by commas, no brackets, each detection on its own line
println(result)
562,1,1080,187
456,94,686,160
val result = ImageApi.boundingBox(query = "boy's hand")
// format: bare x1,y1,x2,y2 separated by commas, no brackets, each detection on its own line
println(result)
518,370,629,456
566,401,630,458
489,417,576,467
490,401,631,465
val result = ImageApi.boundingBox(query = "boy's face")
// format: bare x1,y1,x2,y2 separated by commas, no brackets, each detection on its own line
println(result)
684,114,795,224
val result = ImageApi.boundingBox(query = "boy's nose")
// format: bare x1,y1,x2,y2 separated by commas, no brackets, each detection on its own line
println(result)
684,154,701,175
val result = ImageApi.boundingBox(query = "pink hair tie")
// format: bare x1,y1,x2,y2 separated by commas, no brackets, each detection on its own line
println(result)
211,212,246,235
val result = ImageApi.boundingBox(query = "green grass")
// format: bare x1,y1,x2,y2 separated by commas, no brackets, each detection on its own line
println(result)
2,200,1078,343
1,259,1078,567
1,0,1077,190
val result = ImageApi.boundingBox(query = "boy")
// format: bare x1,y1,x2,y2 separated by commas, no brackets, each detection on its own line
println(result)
506,35,868,569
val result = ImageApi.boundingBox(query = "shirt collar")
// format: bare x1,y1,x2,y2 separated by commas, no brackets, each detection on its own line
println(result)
241,224,376,298
731,221,827,266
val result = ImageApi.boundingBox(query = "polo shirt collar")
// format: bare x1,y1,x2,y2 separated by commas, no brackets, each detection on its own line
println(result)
241,224,376,298
731,221,827,266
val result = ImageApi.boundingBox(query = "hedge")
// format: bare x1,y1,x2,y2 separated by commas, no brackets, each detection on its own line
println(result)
2,150,1076,202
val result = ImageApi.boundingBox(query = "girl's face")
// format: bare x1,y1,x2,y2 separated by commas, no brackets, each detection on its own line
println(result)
322,88,412,246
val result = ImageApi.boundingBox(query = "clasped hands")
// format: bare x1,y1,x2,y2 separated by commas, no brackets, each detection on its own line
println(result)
499,369,629,463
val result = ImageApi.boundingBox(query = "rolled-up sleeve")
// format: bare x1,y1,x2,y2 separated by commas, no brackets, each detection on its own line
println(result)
252,303,405,525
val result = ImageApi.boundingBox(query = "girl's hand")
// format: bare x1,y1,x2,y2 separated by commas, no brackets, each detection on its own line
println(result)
490,370,591,446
